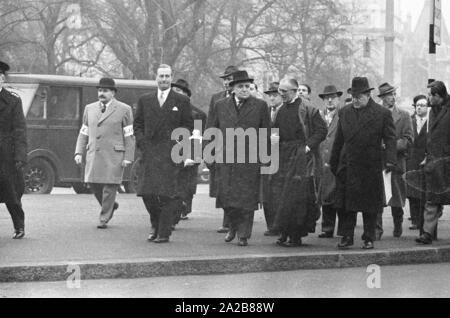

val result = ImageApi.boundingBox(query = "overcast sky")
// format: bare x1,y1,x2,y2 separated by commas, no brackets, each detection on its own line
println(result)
400,0,450,30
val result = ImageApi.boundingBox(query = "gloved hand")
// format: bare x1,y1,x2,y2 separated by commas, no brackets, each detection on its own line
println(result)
75,154,83,165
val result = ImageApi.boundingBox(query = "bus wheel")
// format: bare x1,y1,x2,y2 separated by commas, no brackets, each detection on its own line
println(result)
24,158,55,194
72,182,92,194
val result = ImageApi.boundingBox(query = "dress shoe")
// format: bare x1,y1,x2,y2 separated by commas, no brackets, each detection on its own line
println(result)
225,231,237,243
393,219,403,238
154,237,170,244
264,230,279,237
409,225,420,231
180,216,189,221
361,241,374,250
284,239,302,247
338,236,354,249
13,229,25,240
97,223,108,229
147,234,157,242
318,232,334,239
416,233,433,245
238,238,248,247
217,227,230,234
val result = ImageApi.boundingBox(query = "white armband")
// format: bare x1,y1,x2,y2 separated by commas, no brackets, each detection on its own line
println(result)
80,125,89,136
123,125,134,137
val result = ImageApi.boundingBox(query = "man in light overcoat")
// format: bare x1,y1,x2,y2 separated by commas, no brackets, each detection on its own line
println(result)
75,78,135,229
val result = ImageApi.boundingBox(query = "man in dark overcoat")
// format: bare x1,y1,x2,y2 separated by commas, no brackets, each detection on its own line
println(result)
134,65,194,243
207,70,271,247
406,95,428,232
171,79,207,223
206,65,239,234
416,81,450,245
0,61,28,239
317,85,345,239
376,83,414,239
330,77,397,250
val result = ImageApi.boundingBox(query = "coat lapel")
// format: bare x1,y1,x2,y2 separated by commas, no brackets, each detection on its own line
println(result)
345,99,378,142
430,105,449,131
225,97,239,124
392,106,401,125
237,97,257,123
98,99,118,124
327,111,339,137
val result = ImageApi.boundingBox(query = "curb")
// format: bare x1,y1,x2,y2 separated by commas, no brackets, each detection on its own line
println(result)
2,246,450,283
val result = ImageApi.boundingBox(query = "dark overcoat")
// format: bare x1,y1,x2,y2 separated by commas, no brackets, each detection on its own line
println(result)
318,110,339,205
209,95,270,211
424,96,450,205
406,115,427,199
134,90,193,198
388,106,414,208
206,91,228,198
330,99,397,213
0,89,27,204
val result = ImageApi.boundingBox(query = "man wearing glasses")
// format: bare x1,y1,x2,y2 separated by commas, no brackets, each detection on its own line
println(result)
330,77,397,250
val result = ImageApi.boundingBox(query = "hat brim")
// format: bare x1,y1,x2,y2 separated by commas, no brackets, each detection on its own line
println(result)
319,92,343,99
264,89,279,95
171,83,192,97
96,86,117,92
229,78,254,87
220,73,235,79
378,87,397,98
350,87,374,95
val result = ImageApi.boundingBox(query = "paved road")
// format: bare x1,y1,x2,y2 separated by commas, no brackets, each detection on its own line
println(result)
1,263,450,298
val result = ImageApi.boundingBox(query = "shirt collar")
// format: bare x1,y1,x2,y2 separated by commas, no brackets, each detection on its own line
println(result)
100,99,114,108
158,88,171,96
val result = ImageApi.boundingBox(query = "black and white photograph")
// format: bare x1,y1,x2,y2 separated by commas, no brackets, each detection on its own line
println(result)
1,0,450,302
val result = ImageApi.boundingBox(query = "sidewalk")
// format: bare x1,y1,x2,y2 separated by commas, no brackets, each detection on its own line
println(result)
1,186,449,282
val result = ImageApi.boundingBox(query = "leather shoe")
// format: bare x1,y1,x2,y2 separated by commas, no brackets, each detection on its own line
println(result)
409,225,420,231
238,238,248,247
154,237,170,244
264,230,279,237
217,227,230,234
416,233,433,245
361,241,374,250
147,234,157,242
276,234,288,246
13,229,25,240
225,231,236,243
338,236,354,249
318,232,334,239
97,223,108,229
284,239,302,247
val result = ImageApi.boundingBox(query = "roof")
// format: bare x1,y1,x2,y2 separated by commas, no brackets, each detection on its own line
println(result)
6,73,158,89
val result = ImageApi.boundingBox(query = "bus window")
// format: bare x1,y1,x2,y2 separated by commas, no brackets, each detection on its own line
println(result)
47,86,80,120
27,87,47,120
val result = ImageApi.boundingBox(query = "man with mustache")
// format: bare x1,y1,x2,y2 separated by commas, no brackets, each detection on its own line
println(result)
75,78,135,229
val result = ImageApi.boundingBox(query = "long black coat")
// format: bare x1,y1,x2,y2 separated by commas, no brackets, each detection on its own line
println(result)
424,96,450,205
206,91,228,198
208,95,270,211
134,90,193,198
406,115,427,200
0,89,27,204
330,99,397,213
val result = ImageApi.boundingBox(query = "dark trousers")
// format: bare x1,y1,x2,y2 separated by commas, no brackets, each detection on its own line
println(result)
263,202,277,232
376,207,404,234
143,195,182,239
222,209,231,229
321,204,344,235
90,183,119,224
5,203,25,231
341,210,379,242
226,208,255,239
409,198,425,228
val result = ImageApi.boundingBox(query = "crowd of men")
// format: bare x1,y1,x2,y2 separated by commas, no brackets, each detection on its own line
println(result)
1,58,450,250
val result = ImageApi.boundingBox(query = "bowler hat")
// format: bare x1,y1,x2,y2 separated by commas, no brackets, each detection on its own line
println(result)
96,78,117,92
171,79,192,97
264,82,280,95
349,77,374,95
378,82,397,97
229,70,254,87
319,85,343,99
0,61,10,74
219,65,240,79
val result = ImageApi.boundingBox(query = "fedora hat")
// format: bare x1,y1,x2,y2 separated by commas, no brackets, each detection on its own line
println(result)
171,79,192,97
96,78,117,92
219,65,240,79
319,85,343,99
378,82,397,97
0,61,10,74
229,70,254,87
349,77,374,95
264,82,280,95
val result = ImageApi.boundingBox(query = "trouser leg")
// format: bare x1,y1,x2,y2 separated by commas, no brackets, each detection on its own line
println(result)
409,198,420,226
362,210,378,243
321,205,337,234
263,202,276,231
6,202,25,231
158,196,182,239
236,210,255,240
376,210,383,236
222,209,231,229
336,208,345,237
341,211,357,238
226,208,238,233
143,195,161,236
423,202,441,237
99,184,119,224
392,207,404,221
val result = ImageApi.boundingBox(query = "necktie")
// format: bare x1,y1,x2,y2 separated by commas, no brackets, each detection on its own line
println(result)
159,91,165,107
237,99,244,111
271,107,277,123
101,103,106,113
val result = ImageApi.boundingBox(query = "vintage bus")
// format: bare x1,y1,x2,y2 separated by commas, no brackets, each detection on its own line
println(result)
4,73,157,194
